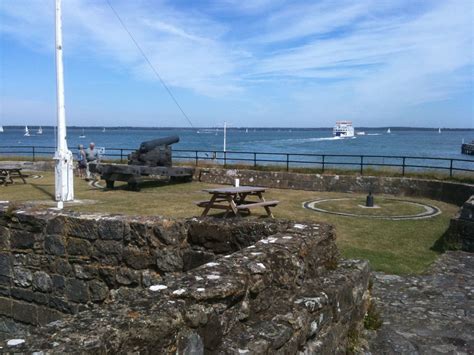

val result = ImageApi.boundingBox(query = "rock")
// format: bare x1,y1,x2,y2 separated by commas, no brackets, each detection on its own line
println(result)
13,267,32,287
182,249,215,271
115,268,140,286
177,331,204,355
155,249,183,273
44,235,66,255
66,238,91,256
32,272,53,293
88,280,108,302
10,230,36,249
65,279,89,303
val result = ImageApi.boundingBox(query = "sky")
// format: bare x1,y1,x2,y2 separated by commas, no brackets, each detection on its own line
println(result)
0,0,473,128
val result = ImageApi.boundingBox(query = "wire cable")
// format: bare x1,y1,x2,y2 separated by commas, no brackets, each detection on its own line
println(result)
105,0,195,128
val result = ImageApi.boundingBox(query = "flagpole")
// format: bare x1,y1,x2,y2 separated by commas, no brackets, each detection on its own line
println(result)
54,0,74,208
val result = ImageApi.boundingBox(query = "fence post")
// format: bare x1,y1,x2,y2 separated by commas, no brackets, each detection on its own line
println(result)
32,146,36,162
402,157,406,176
286,154,290,171
195,151,198,166
120,149,123,163
253,153,257,168
360,156,364,175
449,159,453,178
322,155,325,173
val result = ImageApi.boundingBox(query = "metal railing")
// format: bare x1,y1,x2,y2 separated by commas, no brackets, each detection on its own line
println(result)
1,145,473,178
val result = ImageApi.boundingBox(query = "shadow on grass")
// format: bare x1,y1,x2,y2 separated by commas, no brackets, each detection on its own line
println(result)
101,179,193,192
30,183,55,200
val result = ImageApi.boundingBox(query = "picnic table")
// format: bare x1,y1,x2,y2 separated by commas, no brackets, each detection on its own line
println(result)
196,186,279,218
0,166,27,186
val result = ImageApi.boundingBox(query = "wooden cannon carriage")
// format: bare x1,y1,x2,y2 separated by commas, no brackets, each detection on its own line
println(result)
90,136,194,190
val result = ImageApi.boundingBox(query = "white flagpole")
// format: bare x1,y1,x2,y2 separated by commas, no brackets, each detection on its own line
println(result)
54,0,74,208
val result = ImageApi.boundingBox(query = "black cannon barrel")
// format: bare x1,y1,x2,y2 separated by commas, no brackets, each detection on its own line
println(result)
139,135,180,152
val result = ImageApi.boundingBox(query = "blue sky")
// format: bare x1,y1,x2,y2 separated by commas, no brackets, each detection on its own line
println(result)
0,0,473,128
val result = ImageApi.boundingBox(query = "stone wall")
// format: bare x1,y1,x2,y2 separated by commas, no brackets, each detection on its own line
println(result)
0,205,370,353
0,205,291,328
196,168,474,206
434,195,474,252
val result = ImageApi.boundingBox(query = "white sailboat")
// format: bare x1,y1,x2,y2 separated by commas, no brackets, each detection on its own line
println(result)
102,127,106,133
24,126,30,136
37,126,43,134
387,128,391,134
0,126,4,133
438,128,441,134
79,128,86,138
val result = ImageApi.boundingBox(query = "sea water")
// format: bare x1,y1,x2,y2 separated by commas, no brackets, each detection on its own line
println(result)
0,127,473,171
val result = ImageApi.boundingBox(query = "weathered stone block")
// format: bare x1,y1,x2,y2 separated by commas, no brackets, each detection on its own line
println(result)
32,271,53,293
53,259,73,276
37,306,63,326
66,238,92,256
49,296,77,314
73,264,97,280
65,278,89,303
115,267,140,286
50,274,65,293
0,226,10,249
0,253,12,277
123,247,154,270
98,267,116,288
10,229,36,249
44,235,66,255
156,248,183,273
67,218,99,240
11,287,48,305
45,215,68,235
12,267,32,287
92,240,123,265
0,296,12,317
0,275,10,286
88,280,108,302
12,299,37,325
98,219,126,240
141,270,161,287
0,285,10,296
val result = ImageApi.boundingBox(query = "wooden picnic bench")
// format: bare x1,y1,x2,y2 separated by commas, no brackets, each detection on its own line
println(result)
196,186,279,218
0,167,27,186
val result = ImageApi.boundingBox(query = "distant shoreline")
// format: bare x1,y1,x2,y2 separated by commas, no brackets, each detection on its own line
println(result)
1,126,473,131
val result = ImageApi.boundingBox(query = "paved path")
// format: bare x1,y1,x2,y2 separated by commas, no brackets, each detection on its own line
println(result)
368,251,473,354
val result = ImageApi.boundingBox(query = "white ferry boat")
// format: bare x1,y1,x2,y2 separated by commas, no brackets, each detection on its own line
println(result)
333,121,354,138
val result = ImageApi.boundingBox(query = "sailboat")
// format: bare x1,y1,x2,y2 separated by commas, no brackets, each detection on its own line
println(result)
24,126,30,136
387,128,391,134
0,126,3,133
37,126,43,135
79,128,86,138
245,128,249,133
438,128,441,134
102,127,106,133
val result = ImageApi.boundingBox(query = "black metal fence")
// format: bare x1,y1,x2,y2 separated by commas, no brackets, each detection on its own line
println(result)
1,145,473,178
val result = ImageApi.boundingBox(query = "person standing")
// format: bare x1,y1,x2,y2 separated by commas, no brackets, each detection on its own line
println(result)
85,142,100,180
77,144,87,178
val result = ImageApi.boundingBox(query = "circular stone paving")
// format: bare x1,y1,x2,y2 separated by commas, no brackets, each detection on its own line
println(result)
303,197,441,220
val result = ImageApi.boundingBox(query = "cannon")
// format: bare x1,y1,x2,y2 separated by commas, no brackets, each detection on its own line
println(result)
129,135,179,167
89,136,194,190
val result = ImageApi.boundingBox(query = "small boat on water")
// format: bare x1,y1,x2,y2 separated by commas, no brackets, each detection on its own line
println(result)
356,131,366,136
333,121,354,138
438,128,442,134
0,126,3,133
79,128,86,138
24,126,30,136
37,126,43,135
387,128,391,134
102,127,106,133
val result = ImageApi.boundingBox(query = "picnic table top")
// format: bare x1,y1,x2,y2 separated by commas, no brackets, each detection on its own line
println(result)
202,186,267,194
0,165,23,171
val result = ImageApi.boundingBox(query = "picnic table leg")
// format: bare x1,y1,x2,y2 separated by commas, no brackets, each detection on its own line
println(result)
18,170,27,184
256,192,274,218
226,194,240,217
201,194,218,217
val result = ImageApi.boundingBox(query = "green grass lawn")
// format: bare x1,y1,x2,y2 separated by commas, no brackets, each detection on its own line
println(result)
1,172,459,275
